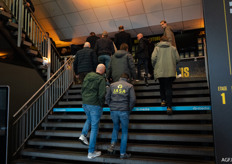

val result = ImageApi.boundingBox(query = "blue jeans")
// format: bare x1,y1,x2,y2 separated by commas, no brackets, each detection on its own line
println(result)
110,111,130,154
98,55,111,71
81,104,103,153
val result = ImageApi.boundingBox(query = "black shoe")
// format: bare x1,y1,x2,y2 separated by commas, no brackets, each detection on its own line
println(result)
161,100,166,107
167,107,173,115
107,144,115,154
144,74,149,87
120,153,131,159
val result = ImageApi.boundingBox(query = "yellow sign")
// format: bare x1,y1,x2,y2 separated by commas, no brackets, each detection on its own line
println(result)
218,86,227,91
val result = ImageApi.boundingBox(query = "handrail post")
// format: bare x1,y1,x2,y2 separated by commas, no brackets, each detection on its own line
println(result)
47,38,51,81
17,0,23,47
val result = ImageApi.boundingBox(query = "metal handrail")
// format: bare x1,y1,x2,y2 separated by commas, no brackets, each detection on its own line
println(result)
11,57,74,157
13,57,72,119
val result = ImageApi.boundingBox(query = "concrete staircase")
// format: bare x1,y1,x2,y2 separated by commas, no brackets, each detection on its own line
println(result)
0,5,48,80
12,77,214,164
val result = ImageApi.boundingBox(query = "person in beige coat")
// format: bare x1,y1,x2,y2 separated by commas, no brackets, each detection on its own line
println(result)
151,36,180,114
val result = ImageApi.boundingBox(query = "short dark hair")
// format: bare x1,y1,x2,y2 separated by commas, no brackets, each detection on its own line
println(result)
119,25,124,30
160,36,168,42
90,32,95,36
120,43,128,51
120,73,129,79
160,20,167,24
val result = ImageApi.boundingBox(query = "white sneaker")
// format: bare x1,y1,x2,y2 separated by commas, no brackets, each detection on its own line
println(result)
79,134,89,145
88,151,101,159
176,74,182,78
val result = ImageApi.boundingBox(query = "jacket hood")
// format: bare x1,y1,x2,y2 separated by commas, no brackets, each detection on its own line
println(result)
157,41,171,48
85,72,102,82
114,50,127,58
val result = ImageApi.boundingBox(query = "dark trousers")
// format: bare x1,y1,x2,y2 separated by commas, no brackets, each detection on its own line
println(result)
78,72,88,83
158,77,175,107
137,58,148,79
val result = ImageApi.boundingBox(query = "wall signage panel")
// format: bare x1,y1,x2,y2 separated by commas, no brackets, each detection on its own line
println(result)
203,0,232,163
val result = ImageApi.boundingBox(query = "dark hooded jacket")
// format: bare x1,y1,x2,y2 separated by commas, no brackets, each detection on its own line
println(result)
107,50,136,82
81,72,106,107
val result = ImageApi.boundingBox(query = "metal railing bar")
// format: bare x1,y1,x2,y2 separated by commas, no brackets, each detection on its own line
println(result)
13,63,73,126
13,58,73,118
12,80,73,157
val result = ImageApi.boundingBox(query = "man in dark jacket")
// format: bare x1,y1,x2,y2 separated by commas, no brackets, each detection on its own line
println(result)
73,42,98,83
107,43,136,82
135,33,149,80
105,73,136,159
86,32,100,49
95,31,115,71
79,64,106,159
151,36,180,115
114,25,132,53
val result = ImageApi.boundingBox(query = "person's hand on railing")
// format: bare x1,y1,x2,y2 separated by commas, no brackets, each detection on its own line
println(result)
26,2,30,7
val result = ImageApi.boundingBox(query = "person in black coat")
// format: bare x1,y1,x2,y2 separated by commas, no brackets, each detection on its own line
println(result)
73,42,98,83
86,32,100,49
135,33,149,80
114,26,132,53
94,31,115,71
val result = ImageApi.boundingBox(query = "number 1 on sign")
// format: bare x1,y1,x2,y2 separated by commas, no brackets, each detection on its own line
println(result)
221,93,226,104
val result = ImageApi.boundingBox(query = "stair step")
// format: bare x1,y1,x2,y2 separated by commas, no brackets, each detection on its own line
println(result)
134,83,208,91
13,31,26,38
48,114,212,121
67,88,209,96
58,97,210,106
27,139,214,156
27,49,38,56
42,122,212,131
38,65,47,69
21,148,214,164
22,40,32,47
6,21,18,29
33,57,43,63
136,97,210,104
63,89,209,100
69,77,207,89
35,130,213,143
12,158,73,164
0,10,11,19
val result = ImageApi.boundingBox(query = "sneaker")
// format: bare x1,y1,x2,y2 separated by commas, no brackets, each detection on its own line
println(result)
161,100,166,107
120,153,131,159
107,143,115,153
88,151,101,159
176,74,182,78
79,134,89,146
167,107,173,115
